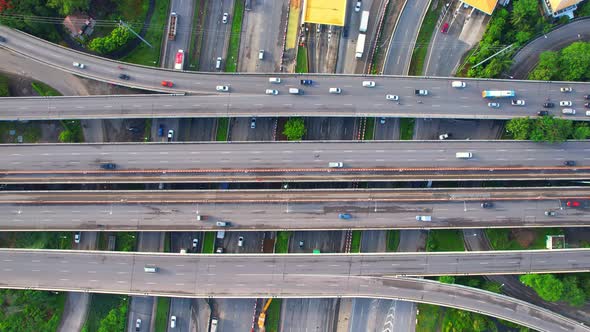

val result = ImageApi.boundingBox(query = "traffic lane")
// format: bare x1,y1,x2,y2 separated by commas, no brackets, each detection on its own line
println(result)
390,301,416,332
228,117,275,141
1,141,589,171
197,0,232,71
165,0,196,69
282,298,338,331
373,117,400,140
168,298,191,332
2,196,590,231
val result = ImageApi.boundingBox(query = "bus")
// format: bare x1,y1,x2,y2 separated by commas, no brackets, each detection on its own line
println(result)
481,90,515,98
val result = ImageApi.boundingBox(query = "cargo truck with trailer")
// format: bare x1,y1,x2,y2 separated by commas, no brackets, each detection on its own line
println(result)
355,33,366,58
359,10,369,32
168,13,178,41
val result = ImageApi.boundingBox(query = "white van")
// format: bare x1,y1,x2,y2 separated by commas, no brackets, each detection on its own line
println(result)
215,57,222,69
144,265,158,273
586,111,590,116
329,88,342,94
451,81,466,88
562,108,576,115
289,88,302,95
268,77,281,84
455,152,473,159
258,50,264,60
328,162,343,168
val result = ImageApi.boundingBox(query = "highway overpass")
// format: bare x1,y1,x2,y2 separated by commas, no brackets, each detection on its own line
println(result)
1,27,590,121
1,141,590,183
0,249,588,332
2,187,589,231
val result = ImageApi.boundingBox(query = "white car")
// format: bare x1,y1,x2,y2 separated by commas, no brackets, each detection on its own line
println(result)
135,318,141,331
170,316,176,328
386,94,399,101
511,99,525,106
265,89,278,95
192,238,198,248
222,13,229,24
216,85,229,92
74,232,81,244
560,87,573,92
560,100,572,107
238,236,244,247
439,133,450,140
362,81,375,88
167,129,174,141
354,1,361,12
72,62,85,69
487,102,500,108
380,117,386,124
416,215,432,222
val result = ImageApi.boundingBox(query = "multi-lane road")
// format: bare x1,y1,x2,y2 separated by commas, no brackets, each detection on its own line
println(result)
2,187,589,231
1,249,589,332
1,141,589,183
1,27,590,120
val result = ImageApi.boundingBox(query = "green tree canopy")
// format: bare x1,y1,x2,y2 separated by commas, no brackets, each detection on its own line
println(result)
510,0,538,30
519,274,564,302
438,276,455,284
561,276,586,306
573,123,590,139
283,117,306,141
506,117,532,140
47,0,89,15
559,42,590,81
89,26,132,54
529,116,572,143
529,51,559,80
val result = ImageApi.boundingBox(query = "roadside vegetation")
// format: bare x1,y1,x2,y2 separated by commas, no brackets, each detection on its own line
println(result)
295,46,309,73
0,232,73,249
216,118,229,141
0,289,65,332
408,0,445,75
505,116,590,142
263,298,281,332
31,81,60,96
225,0,245,72
58,120,85,143
0,75,9,96
154,297,171,332
426,230,464,252
275,231,291,253
363,118,375,140
529,41,590,81
350,231,361,253
283,117,306,140
82,294,128,332
187,0,205,70
485,228,563,250
202,232,216,253
385,230,399,252
399,118,414,140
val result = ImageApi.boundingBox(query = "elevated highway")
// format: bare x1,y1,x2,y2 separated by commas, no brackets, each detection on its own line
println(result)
1,141,590,184
1,27,590,121
1,187,589,231
0,249,589,332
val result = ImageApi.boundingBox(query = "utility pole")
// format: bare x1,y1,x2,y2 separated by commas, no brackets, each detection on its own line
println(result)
119,20,152,48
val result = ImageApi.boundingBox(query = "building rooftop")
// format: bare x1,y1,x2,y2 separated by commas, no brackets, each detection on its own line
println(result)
463,0,498,15
302,0,347,26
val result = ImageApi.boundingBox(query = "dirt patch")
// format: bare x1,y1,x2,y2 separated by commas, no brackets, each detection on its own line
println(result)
511,229,536,248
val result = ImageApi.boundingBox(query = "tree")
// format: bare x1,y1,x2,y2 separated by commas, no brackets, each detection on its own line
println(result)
520,274,564,302
510,0,538,29
89,26,132,54
47,0,89,15
529,116,572,143
506,117,531,140
529,51,559,81
282,117,306,141
559,42,590,81
561,276,586,306
438,276,455,284
573,123,590,139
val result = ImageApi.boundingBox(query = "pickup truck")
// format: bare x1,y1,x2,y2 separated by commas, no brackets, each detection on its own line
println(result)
414,89,428,96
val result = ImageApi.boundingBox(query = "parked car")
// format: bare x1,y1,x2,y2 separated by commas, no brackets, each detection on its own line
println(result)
74,232,81,244
481,202,493,208
564,160,576,166
100,163,117,170
300,79,313,85
354,1,361,12
216,85,229,92
161,80,173,87
440,22,449,33
222,12,229,24
72,62,85,69
566,201,580,207
560,100,572,107
537,110,549,116
362,81,376,87
487,102,500,108
167,129,174,141
511,99,525,106
542,102,554,108
386,94,399,101
560,87,573,92
158,124,164,137
250,117,256,129
265,89,278,95
545,210,556,216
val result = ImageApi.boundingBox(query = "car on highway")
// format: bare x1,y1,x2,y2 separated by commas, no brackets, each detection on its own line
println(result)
440,22,449,33
416,215,432,222
451,81,466,88
300,79,313,85
343,26,349,38
511,99,525,106
222,12,229,24
386,94,399,101
562,108,576,115
238,236,244,247
119,74,130,80
566,201,580,207
258,50,264,60
215,57,222,70
72,62,85,69
338,213,352,220
584,95,590,100
299,240,304,248
564,160,576,166
135,318,141,331
560,101,572,107
537,110,548,116
329,88,342,94
250,117,256,129
161,80,173,87
265,89,278,95
216,85,229,92
354,1,361,12
542,102,554,108
487,102,500,108
380,117,386,124
439,133,451,140
560,87,573,92
585,103,590,108
328,162,343,168
170,315,176,328
545,210,556,216
216,247,224,253
216,221,230,227
100,163,117,170
192,238,198,248
167,129,174,141
158,124,164,137
362,81,375,87
269,77,281,84
74,232,81,244
481,202,493,208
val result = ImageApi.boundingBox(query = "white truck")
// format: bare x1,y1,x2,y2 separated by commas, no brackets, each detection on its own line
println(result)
355,33,366,59
359,10,369,33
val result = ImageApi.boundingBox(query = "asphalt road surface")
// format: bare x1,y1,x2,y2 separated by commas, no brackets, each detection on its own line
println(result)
197,0,233,71
3,187,589,231
2,27,590,120
163,0,195,70
2,249,589,332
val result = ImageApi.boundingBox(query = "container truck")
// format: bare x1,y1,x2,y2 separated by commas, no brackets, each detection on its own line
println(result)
168,12,178,41
359,10,369,32
174,49,185,70
355,33,366,58
481,90,515,98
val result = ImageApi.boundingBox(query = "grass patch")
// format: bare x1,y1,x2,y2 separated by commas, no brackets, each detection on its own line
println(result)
416,303,443,332
216,118,229,141
186,0,205,70
364,118,375,140
59,120,84,143
426,230,465,252
0,74,9,96
350,231,362,253
386,230,400,252
399,118,415,140
31,81,61,96
115,232,137,251
121,0,170,66
225,0,245,72
264,298,282,332
285,1,301,49
154,297,171,332
408,0,445,75
485,228,564,250
0,289,65,332
0,232,73,249
0,120,42,143
275,231,291,253
295,46,308,73
83,294,128,332
144,118,152,142
163,232,171,253
203,232,216,253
